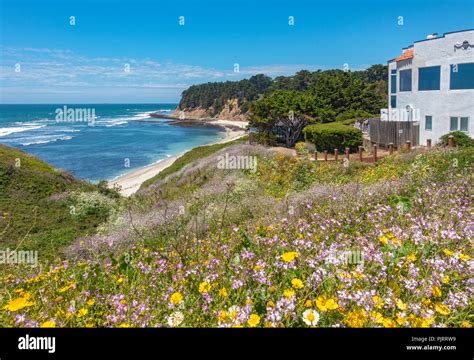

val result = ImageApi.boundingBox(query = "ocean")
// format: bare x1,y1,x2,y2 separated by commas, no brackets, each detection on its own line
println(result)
0,104,226,182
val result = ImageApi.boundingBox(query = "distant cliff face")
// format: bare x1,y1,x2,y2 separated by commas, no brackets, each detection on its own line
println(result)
177,98,248,121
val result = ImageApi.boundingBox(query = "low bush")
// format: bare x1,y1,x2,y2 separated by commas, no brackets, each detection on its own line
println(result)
303,122,363,152
439,131,473,148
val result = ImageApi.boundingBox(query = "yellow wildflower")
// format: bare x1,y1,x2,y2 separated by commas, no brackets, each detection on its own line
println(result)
396,299,407,311
291,278,304,289
316,296,339,312
370,311,384,324
372,295,384,309
40,321,56,328
283,289,296,300
218,311,229,323
247,314,260,327
198,282,211,293
77,308,88,318
382,318,397,328
434,303,451,316
4,297,35,312
305,299,313,308
459,253,471,261
86,299,96,306
378,236,388,245
431,286,442,297
281,252,298,263
219,288,228,298
461,321,471,328
345,310,367,328
170,292,183,305
443,249,454,257
442,275,450,284
59,283,74,293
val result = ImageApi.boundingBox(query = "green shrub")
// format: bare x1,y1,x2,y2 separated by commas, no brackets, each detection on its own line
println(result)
439,131,474,148
70,191,113,220
303,122,363,152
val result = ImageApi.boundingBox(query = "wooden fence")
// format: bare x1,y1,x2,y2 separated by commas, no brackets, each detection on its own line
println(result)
368,118,420,148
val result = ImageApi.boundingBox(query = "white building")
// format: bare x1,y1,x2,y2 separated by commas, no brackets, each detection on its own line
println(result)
386,29,474,145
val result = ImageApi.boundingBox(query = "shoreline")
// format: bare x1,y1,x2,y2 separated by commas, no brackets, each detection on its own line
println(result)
108,118,248,196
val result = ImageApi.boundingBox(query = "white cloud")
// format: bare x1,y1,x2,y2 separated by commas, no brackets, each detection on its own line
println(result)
0,46,346,102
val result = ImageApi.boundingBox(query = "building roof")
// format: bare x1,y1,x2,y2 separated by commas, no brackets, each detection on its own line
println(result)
388,28,474,63
395,48,414,62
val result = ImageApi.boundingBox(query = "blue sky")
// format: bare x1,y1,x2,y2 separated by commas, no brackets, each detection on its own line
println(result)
0,0,473,103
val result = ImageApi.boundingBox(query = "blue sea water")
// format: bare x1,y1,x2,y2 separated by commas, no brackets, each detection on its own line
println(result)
0,104,226,181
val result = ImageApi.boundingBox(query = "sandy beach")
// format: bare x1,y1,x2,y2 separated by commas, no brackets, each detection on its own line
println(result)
109,119,247,196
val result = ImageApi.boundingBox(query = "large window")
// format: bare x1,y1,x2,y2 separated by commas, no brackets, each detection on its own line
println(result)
450,63,474,89
399,69,412,91
390,95,396,108
450,116,470,132
418,66,440,91
425,116,432,131
390,69,397,93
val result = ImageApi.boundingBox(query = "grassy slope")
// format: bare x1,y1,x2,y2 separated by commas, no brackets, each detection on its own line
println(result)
0,146,472,328
0,142,472,328
139,138,245,190
0,145,114,259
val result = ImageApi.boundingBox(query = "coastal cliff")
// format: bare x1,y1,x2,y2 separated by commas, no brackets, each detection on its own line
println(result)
176,98,248,121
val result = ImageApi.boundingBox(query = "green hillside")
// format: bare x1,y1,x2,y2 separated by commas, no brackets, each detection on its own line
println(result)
0,145,120,259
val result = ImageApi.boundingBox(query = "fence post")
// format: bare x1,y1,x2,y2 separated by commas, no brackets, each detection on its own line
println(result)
406,140,411,151
345,147,350,160
373,144,377,162
427,139,432,148
324,150,328,161
314,151,317,161
358,146,363,161
389,143,394,155
334,149,338,161
448,135,454,147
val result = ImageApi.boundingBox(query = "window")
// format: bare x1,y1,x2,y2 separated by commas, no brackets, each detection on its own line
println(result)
450,63,474,89
399,69,412,91
390,95,396,108
450,117,470,132
450,117,458,131
425,116,432,131
418,66,440,90
390,69,397,94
